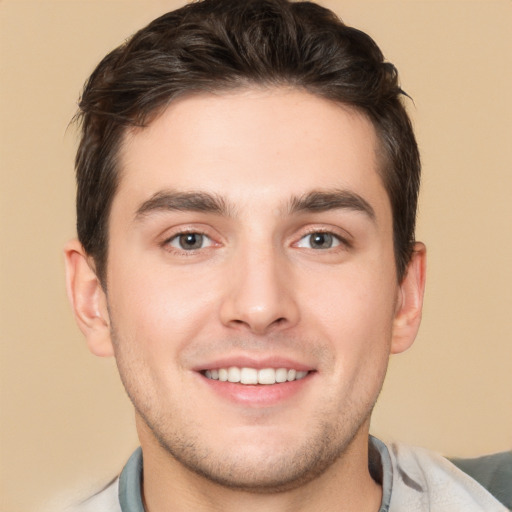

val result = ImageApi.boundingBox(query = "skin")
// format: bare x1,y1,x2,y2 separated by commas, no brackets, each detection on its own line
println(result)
65,88,426,512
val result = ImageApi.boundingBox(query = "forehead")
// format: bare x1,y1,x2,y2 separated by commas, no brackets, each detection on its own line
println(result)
116,87,390,219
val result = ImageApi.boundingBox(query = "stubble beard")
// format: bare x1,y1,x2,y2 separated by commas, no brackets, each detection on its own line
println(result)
135,402,375,494
109,323,385,494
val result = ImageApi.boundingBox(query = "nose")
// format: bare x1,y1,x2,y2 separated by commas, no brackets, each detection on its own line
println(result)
219,246,300,335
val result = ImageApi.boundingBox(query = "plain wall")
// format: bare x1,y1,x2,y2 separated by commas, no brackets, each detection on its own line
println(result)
1,1,511,511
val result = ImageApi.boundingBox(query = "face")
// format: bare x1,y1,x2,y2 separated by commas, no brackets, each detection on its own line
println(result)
97,88,416,490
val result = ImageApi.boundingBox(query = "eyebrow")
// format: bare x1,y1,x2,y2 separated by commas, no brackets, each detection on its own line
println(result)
288,189,376,221
134,188,376,222
135,190,232,219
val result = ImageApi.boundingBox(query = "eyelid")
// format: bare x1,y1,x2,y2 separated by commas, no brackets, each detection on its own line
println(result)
292,226,353,250
295,233,340,249
167,232,214,250
160,225,221,254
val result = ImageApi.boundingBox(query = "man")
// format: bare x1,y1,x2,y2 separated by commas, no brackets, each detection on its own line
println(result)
64,0,511,510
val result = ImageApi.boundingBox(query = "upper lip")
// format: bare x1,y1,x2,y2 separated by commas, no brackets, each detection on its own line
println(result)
192,355,315,373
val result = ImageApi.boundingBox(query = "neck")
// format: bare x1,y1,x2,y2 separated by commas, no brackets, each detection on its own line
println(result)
138,422,382,512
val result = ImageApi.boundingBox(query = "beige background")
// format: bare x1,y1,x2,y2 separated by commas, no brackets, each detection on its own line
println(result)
1,1,511,511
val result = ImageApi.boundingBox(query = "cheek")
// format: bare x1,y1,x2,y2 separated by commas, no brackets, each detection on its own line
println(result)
107,258,222,357
299,260,397,368
303,265,396,331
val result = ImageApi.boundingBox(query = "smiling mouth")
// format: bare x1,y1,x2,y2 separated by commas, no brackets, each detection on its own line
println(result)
202,367,310,385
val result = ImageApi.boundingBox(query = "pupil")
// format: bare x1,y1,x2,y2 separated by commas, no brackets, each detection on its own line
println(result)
311,233,332,249
180,233,202,249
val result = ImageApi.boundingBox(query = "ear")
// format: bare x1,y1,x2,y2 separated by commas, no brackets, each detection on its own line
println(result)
391,242,427,354
64,239,114,357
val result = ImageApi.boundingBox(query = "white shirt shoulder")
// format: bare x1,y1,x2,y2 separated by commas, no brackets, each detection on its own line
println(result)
388,443,509,511
60,479,121,512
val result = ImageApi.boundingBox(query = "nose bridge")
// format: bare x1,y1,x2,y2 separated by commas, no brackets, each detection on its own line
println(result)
219,236,299,334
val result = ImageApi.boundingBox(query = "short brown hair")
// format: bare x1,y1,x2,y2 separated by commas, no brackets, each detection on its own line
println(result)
75,0,420,284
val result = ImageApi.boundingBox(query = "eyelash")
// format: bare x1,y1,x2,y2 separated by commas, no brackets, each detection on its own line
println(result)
162,226,351,256
162,229,216,254
294,228,352,251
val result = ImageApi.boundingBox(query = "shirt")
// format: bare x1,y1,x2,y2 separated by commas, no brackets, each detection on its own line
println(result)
65,437,511,511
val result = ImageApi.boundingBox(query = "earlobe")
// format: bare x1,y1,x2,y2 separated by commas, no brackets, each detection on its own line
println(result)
64,240,114,357
391,242,427,354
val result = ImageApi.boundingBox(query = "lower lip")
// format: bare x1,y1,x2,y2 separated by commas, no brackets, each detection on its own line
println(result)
199,373,314,407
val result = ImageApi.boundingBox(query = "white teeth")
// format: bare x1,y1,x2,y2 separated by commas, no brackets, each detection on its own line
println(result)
258,368,276,385
240,367,258,384
227,366,241,383
203,367,310,384
275,368,288,383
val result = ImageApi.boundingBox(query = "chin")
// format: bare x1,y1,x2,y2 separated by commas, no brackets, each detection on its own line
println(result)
144,413,365,493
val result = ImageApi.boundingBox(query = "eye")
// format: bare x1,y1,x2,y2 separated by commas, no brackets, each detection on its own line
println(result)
296,232,342,250
167,232,213,251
